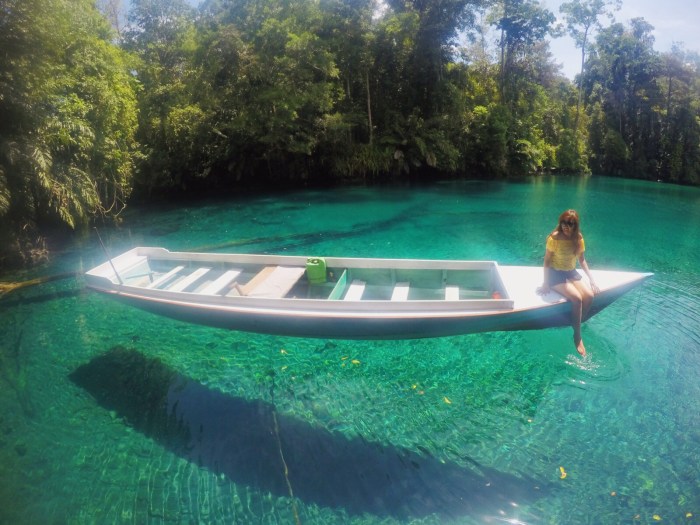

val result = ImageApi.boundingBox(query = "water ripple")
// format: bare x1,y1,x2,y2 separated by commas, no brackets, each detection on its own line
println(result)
636,276,700,349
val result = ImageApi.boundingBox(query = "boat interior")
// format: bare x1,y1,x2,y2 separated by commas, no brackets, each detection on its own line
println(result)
110,256,508,302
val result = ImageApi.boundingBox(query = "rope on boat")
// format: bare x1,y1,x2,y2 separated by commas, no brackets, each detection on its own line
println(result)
94,227,123,284
269,375,302,525
272,409,301,525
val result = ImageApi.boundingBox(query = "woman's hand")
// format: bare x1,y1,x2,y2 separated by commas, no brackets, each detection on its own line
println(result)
590,281,601,295
537,284,550,296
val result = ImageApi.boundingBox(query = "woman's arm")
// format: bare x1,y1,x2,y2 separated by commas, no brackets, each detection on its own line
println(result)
578,253,600,294
537,249,554,295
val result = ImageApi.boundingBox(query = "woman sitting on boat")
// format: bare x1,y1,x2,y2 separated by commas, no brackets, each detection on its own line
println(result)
537,209,600,357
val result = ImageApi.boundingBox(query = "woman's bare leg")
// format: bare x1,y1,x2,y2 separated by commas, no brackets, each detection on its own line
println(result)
572,280,595,320
552,282,586,356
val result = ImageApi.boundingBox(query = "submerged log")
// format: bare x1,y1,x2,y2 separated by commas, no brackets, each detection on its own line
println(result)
0,272,79,297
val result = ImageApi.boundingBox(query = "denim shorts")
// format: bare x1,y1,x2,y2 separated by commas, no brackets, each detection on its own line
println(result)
547,268,582,286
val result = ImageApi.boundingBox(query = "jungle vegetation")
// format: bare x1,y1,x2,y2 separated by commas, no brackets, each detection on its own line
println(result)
1,0,699,268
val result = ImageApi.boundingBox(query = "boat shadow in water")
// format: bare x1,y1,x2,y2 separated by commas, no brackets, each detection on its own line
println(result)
70,347,548,521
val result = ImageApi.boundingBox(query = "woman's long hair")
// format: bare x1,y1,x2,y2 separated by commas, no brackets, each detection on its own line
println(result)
552,209,583,255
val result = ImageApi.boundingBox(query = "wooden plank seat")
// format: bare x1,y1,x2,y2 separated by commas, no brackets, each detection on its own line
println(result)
168,267,211,292
343,280,366,301
445,286,460,301
147,265,185,289
391,282,410,301
235,266,275,296
199,269,242,295
241,266,306,298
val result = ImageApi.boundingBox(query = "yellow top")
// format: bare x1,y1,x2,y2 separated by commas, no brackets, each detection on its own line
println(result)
546,235,585,271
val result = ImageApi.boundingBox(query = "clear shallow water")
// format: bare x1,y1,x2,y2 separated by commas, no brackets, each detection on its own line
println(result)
1,176,699,524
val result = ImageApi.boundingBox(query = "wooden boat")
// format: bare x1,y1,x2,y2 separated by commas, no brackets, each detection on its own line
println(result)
84,247,652,339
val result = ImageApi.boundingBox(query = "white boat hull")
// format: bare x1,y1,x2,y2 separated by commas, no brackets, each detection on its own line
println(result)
85,248,652,339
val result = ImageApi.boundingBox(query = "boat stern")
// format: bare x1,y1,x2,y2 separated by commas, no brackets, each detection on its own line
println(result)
85,247,151,292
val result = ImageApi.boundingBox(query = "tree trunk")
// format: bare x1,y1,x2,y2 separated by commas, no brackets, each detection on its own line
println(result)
499,27,506,98
365,70,373,145
574,30,589,141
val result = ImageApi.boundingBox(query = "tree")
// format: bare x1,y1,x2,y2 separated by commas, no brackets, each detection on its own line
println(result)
97,0,126,37
123,0,199,192
495,0,556,105
585,19,662,178
657,46,700,183
384,0,483,115
1,0,139,267
559,0,620,146
487,0,559,175
318,0,377,145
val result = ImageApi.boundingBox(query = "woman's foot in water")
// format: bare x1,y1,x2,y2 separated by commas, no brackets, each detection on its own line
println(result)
574,337,587,357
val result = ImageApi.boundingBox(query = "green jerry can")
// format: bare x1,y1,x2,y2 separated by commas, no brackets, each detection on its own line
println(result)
306,257,327,284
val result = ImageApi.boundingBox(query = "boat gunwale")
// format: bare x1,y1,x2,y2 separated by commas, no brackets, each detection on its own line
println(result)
96,269,651,320
107,288,528,319
129,247,505,271
99,283,515,314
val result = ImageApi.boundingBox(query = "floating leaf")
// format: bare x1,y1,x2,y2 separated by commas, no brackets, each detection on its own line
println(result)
443,396,452,404
351,359,360,365
559,466,567,479
653,515,662,521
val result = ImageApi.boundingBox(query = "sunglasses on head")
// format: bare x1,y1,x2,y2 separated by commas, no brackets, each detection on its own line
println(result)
560,220,576,228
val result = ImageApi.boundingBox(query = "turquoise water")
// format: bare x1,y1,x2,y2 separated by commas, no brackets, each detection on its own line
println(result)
1,176,699,524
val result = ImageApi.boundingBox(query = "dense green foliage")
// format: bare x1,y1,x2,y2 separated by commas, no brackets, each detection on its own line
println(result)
1,0,700,267
1,0,139,266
